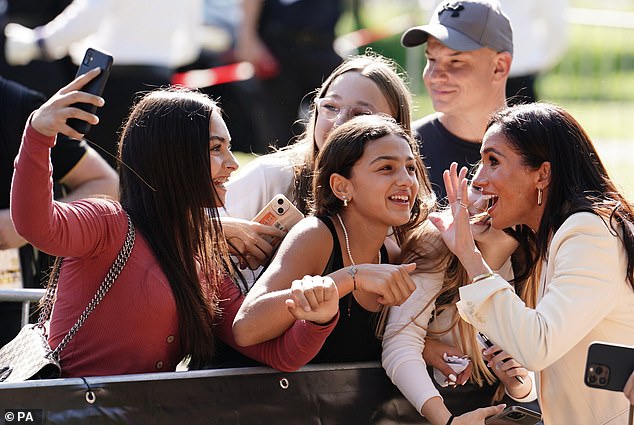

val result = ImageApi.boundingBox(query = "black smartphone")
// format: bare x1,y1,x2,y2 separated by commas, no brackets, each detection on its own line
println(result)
485,406,541,425
66,47,113,135
477,332,524,384
584,341,634,392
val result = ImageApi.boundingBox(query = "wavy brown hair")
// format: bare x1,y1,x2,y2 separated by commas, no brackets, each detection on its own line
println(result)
271,52,413,215
311,114,434,243
118,87,232,368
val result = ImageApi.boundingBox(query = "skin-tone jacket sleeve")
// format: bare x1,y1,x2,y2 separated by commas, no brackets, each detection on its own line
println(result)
382,269,446,413
457,213,631,371
214,276,338,372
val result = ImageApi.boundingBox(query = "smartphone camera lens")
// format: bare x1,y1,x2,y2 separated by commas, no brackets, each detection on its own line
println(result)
83,53,93,66
507,412,525,420
588,375,597,384
599,377,607,385
277,198,284,205
277,207,284,214
595,366,603,375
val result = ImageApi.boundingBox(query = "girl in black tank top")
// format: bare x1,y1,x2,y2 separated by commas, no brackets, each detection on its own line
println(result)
233,115,434,367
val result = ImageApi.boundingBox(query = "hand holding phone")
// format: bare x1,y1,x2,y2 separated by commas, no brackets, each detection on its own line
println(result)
252,194,304,248
484,406,541,425
478,332,524,385
66,48,113,135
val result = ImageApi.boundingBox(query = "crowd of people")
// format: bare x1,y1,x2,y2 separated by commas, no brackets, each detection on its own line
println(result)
1,0,633,424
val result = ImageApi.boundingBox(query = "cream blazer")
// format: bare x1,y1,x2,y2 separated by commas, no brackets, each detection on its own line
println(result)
457,212,634,425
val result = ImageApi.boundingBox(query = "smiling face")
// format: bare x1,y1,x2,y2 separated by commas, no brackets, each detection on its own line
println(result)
208,110,238,205
473,125,546,230
314,71,394,150
468,183,516,246
344,134,419,227
423,37,502,118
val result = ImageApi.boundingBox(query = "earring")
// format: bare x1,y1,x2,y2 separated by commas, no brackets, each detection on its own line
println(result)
537,188,543,206
342,196,348,208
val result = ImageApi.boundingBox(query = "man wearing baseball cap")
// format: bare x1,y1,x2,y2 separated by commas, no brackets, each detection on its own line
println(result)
402,0,513,201
384,3,532,424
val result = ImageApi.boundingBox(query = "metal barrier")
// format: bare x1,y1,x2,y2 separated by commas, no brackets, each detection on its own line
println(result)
0,289,45,327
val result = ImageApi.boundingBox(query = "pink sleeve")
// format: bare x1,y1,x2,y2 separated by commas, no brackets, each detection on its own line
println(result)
10,123,124,257
214,277,338,372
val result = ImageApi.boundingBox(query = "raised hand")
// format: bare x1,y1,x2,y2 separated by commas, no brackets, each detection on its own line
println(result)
428,163,477,259
285,275,339,324
31,68,104,141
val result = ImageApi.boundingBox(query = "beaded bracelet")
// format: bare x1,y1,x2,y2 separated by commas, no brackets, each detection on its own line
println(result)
471,271,496,284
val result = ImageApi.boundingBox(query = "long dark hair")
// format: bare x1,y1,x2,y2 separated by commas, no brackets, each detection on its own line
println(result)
311,114,433,243
487,102,634,290
118,87,232,368
280,52,413,214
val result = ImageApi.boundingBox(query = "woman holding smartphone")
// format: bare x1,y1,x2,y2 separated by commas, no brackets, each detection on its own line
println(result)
383,183,537,424
431,103,634,425
10,69,339,377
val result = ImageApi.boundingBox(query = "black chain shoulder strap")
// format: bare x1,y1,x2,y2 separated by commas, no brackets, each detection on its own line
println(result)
37,213,135,360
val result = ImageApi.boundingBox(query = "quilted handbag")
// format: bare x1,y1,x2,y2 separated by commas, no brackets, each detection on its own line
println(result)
0,324,60,382
0,213,135,383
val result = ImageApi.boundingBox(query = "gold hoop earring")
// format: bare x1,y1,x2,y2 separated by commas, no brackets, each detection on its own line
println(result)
537,188,543,206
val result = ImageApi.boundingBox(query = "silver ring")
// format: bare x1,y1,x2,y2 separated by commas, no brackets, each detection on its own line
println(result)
459,202,468,209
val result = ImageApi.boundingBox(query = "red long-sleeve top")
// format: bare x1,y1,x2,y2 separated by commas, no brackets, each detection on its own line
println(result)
11,123,337,377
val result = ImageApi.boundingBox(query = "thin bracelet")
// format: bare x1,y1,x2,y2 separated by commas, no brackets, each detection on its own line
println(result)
471,271,496,284
445,414,455,425
347,265,359,291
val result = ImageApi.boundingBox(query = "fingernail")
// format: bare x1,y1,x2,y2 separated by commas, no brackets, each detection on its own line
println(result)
448,374,457,382
304,306,311,312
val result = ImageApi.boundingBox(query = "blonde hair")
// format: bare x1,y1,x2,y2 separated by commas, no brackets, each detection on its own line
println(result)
389,221,501,397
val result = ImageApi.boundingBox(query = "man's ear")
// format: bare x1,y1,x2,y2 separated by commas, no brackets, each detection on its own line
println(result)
330,173,352,202
537,161,551,189
493,51,512,81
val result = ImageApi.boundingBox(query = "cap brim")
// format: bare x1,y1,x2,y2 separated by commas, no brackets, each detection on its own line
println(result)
401,24,484,51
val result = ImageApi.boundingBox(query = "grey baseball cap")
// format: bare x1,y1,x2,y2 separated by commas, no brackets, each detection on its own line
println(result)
401,0,513,54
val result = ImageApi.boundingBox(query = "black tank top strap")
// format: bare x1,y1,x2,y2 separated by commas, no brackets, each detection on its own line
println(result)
380,244,388,264
316,215,343,274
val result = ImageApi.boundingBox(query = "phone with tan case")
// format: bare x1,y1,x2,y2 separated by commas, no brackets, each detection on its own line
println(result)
253,194,304,248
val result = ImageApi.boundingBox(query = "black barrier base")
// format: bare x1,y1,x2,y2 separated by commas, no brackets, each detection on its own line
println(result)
0,362,426,425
